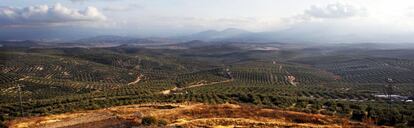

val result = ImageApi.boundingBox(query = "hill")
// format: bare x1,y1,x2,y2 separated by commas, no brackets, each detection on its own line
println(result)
7,103,372,128
0,42,413,127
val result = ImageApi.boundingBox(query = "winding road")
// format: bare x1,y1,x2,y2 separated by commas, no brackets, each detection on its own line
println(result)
161,79,233,95
127,74,143,85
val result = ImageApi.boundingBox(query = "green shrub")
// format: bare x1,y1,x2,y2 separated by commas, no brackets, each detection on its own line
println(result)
141,116,157,126
158,119,168,126
351,110,365,121
0,122,6,128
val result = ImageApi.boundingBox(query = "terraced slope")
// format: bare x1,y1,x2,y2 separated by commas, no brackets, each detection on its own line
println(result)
0,46,413,127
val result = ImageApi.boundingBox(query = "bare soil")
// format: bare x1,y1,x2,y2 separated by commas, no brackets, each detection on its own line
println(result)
7,103,378,128
127,74,143,85
160,79,233,95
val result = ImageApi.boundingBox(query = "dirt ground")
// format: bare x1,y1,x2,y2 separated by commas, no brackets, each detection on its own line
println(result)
7,103,377,128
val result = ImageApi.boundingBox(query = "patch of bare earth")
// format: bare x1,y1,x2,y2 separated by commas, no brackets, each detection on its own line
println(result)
7,103,377,128
127,74,143,85
160,79,233,95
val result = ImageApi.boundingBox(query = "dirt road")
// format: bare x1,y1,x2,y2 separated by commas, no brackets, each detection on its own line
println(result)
127,74,143,85
160,79,233,95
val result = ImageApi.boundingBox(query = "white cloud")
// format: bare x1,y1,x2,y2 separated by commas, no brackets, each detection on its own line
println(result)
103,4,143,12
304,3,367,19
274,2,414,43
283,3,368,25
70,0,87,2
0,3,106,27
70,0,122,3
406,7,414,17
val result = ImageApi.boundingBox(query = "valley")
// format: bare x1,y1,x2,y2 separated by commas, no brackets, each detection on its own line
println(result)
0,41,413,127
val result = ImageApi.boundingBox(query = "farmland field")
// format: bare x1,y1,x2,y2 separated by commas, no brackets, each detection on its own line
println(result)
1,42,413,127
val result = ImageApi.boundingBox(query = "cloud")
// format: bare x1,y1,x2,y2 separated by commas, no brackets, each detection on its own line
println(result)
103,4,143,12
407,7,414,17
274,2,414,43
70,0,122,3
70,0,87,2
304,3,367,19
132,16,278,32
0,3,106,28
283,3,367,25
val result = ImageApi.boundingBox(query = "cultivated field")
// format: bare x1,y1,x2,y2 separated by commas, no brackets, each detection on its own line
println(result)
1,42,413,127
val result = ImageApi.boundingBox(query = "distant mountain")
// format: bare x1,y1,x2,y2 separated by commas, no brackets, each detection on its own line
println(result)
77,35,138,44
77,35,135,43
243,22,414,43
75,35,176,45
174,28,252,41
0,40,43,47
0,36,178,48
171,28,289,43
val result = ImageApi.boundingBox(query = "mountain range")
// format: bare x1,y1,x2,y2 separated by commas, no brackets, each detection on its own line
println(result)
2,26,414,44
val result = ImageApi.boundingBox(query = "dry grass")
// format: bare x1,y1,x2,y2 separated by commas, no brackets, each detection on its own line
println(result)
7,103,377,128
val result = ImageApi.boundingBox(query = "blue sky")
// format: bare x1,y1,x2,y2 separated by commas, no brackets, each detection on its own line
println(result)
1,0,414,42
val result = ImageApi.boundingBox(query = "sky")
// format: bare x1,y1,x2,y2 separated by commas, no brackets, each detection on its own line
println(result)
1,0,414,42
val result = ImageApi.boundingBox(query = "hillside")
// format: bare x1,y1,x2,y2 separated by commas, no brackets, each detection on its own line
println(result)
7,103,373,128
0,42,413,127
